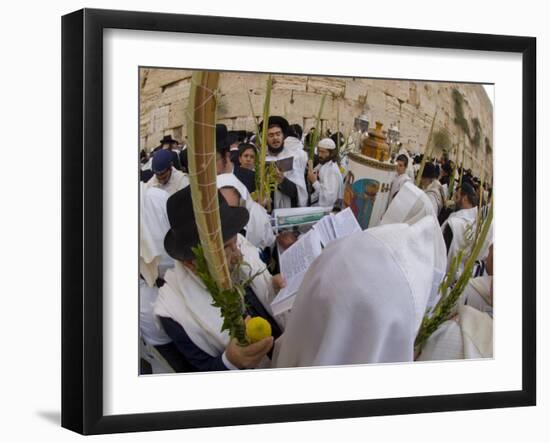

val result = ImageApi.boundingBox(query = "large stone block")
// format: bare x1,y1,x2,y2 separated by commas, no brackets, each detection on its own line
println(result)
167,100,188,129
306,76,346,97
141,69,193,92
272,75,308,92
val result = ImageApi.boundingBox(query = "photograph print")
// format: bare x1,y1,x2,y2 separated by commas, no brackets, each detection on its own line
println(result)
138,68,494,375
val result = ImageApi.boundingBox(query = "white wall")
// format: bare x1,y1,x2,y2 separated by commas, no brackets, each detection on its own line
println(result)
0,0,546,441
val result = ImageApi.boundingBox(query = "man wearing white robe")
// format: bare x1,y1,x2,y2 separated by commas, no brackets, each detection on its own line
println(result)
307,138,343,208
381,181,435,226
145,149,189,196
262,116,308,209
416,304,493,361
441,182,492,275
389,154,413,202
153,187,284,371
273,215,447,368
420,162,446,216
217,173,276,250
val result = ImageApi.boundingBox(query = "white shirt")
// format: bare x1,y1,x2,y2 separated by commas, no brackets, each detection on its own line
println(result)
310,160,343,208
145,167,189,196
389,172,412,201
267,143,308,209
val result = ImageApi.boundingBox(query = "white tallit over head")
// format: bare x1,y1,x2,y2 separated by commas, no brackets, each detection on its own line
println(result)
217,173,250,200
139,185,173,287
273,215,447,368
382,181,435,226
217,174,276,249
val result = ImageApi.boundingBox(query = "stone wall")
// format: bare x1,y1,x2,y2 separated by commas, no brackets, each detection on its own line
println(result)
140,68,493,178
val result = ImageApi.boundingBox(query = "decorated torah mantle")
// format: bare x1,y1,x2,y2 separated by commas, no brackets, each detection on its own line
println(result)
343,121,396,229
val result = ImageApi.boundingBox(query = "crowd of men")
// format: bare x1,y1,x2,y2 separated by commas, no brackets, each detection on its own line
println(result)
139,115,494,373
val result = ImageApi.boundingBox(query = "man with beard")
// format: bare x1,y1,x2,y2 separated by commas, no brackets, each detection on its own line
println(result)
145,149,189,196
307,138,343,208
261,116,308,209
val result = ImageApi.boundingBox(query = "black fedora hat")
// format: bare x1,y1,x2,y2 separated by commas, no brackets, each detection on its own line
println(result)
216,124,229,151
160,134,178,144
258,116,289,136
164,186,249,261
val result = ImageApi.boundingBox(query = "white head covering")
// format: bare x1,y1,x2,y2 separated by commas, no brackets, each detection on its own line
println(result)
318,138,336,150
139,185,173,287
216,173,250,200
273,215,446,368
382,181,435,225
216,174,275,249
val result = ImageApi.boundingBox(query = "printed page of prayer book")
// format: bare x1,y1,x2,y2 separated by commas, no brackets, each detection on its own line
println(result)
271,229,322,316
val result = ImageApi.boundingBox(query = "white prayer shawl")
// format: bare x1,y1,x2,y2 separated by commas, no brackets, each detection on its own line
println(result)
424,179,446,215
382,181,435,226
441,207,492,274
145,167,189,196
417,304,493,361
217,174,276,249
397,147,415,181
268,144,308,208
154,234,276,357
141,157,152,171
283,136,304,153
389,172,413,201
310,160,344,208
458,275,492,315
139,185,173,287
273,215,446,368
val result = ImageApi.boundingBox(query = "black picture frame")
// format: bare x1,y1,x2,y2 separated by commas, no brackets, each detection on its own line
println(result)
61,8,536,435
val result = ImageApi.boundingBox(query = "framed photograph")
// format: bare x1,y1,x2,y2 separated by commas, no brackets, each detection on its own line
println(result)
62,8,536,435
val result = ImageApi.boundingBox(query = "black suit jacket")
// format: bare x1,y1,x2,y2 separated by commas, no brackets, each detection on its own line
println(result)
233,166,256,194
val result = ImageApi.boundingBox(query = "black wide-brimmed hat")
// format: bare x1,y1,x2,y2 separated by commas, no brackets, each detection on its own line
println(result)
163,186,249,261
216,124,229,151
160,135,178,144
258,116,289,136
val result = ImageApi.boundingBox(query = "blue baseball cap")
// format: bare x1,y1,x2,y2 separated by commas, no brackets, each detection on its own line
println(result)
152,149,173,173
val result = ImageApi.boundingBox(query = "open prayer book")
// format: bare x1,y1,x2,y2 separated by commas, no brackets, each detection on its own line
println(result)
265,155,294,173
271,208,362,316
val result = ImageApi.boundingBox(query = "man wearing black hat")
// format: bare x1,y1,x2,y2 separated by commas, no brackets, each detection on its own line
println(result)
153,187,282,371
420,162,446,216
154,135,183,171
215,124,257,194
145,149,189,196
261,116,307,209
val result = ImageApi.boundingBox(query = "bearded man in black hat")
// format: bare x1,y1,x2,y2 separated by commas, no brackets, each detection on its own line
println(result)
153,187,283,371
261,116,308,209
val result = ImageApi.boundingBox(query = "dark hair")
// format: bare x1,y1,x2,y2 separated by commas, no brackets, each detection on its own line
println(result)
441,160,453,175
238,143,257,157
216,142,230,157
422,162,438,179
330,132,345,149
288,124,303,140
396,154,409,167
459,182,478,206
226,132,240,146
